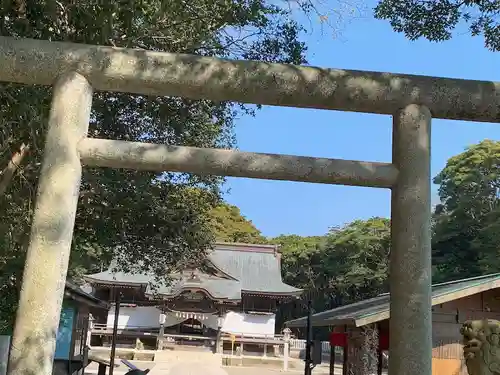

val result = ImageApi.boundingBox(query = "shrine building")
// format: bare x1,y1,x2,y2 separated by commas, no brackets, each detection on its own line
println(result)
82,242,302,350
285,273,500,375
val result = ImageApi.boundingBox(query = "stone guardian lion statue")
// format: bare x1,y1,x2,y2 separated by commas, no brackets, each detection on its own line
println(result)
461,320,500,375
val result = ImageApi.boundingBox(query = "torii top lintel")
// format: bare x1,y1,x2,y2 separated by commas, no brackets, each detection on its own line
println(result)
0,36,498,123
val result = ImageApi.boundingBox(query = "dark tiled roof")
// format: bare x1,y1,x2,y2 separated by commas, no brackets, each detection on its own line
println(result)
84,270,152,286
65,280,108,309
210,247,301,294
285,273,500,328
84,243,302,300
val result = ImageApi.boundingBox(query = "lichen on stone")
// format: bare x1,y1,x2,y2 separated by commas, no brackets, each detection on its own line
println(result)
461,319,500,375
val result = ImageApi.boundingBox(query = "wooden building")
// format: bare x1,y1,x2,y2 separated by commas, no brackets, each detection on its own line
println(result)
82,242,303,351
285,273,500,375
53,281,108,375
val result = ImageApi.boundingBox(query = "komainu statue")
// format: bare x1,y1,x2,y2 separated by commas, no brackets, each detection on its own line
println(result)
461,320,500,375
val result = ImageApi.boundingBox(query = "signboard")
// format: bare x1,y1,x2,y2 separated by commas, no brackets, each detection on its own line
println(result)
167,290,217,314
181,291,204,301
54,306,75,360
230,334,236,343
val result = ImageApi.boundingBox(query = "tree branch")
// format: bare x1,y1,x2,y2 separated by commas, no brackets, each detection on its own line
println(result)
0,143,29,196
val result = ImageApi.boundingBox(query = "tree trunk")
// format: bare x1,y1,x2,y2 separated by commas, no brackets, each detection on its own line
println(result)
347,325,379,375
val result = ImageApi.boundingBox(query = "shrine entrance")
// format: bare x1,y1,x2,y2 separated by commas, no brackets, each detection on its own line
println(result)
1,35,498,375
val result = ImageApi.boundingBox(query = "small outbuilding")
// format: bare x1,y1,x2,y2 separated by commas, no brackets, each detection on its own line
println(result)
285,273,500,375
52,280,108,375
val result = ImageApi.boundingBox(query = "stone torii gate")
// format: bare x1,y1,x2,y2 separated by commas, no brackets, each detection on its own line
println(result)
0,36,498,375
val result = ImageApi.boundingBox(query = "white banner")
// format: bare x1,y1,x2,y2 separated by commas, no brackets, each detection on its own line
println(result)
221,311,275,337
107,307,185,329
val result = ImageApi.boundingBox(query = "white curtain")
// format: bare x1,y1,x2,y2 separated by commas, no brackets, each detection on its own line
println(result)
163,312,187,328
220,311,276,337
107,307,186,329
203,314,222,331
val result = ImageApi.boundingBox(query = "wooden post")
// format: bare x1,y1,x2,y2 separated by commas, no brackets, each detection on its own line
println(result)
378,349,383,375
109,291,121,375
342,327,348,375
304,300,313,375
97,363,106,375
377,324,383,375
329,345,335,375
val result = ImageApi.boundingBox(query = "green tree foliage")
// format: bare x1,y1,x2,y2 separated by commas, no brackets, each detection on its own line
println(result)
209,203,268,244
0,0,307,333
274,234,325,290
276,218,391,330
432,140,500,281
374,0,500,51
321,218,390,303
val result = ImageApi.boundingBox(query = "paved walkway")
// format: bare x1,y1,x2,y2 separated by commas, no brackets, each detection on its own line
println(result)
84,361,338,375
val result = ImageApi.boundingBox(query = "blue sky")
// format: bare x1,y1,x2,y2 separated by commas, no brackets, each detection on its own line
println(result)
223,2,500,238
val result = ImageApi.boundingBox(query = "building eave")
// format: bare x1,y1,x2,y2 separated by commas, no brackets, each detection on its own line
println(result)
145,286,242,303
82,275,147,289
285,273,500,328
242,290,303,298
64,281,109,309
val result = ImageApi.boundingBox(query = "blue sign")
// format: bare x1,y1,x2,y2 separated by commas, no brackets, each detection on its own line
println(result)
54,306,75,360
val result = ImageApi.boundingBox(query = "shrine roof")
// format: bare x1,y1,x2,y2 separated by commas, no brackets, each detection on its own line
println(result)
147,275,242,300
83,242,302,299
65,280,108,309
209,243,301,295
285,272,500,328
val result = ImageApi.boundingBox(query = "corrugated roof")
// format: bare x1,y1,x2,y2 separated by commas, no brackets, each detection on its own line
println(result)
83,243,302,299
285,273,500,328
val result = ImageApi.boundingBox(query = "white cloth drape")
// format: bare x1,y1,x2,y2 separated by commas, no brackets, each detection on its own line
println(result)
163,312,187,327
203,314,222,331
107,306,186,329
220,311,276,337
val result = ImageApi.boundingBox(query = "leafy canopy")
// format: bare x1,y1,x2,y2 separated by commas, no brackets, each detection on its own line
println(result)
374,0,500,51
432,140,500,282
209,202,268,244
275,218,390,331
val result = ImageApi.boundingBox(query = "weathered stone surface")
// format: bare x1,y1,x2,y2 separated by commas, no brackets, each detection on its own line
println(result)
461,319,500,375
0,36,499,122
78,138,398,188
390,104,432,375
346,325,379,375
7,72,93,375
